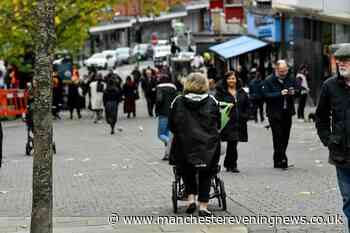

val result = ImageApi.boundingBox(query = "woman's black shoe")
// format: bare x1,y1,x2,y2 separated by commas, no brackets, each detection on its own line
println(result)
231,168,240,173
186,202,196,214
198,209,213,217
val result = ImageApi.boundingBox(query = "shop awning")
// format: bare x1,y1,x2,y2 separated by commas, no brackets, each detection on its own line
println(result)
89,21,132,34
209,36,268,59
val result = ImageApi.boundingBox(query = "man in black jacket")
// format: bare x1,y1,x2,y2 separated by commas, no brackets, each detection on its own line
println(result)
155,74,177,160
141,69,157,117
262,60,299,169
249,71,265,123
315,44,350,230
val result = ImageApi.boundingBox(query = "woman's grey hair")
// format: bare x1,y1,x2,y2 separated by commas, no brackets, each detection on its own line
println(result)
184,72,209,94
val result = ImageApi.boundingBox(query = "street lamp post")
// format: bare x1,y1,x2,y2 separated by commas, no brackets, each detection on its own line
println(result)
135,16,141,69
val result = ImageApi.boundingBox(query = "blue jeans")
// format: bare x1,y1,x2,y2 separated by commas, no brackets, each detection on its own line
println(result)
336,167,350,230
158,115,170,146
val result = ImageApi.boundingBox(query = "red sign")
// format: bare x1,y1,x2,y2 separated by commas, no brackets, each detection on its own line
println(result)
151,33,158,46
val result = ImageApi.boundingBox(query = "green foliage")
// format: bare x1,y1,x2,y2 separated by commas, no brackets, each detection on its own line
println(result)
0,0,180,71
0,0,119,70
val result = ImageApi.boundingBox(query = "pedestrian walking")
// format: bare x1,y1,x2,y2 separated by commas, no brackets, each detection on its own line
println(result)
131,66,141,87
262,60,299,170
103,79,122,134
296,65,310,120
171,41,180,57
122,76,138,118
89,73,106,123
315,44,350,231
169,72,221,216
155,74,177,160
215,71,249,173
141,68,157,117
67,79,83,119
248,71,265,123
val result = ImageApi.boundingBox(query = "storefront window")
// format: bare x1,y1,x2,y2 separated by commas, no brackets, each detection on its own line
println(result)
225,0,243,6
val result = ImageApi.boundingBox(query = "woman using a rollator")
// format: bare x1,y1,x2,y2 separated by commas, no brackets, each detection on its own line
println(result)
169,72,221,216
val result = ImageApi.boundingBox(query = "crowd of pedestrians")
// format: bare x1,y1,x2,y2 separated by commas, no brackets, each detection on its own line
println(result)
2,44,350,230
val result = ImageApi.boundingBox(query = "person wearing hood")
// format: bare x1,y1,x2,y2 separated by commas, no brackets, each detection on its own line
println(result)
169,72,221,216
315,44,350,230
215,71,249,173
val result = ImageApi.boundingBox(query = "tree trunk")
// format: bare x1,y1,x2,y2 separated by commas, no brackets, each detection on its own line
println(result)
30,0,56,233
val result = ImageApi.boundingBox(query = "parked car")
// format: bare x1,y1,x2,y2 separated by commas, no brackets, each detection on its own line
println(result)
102,50,118,68
115,47,132,65
133,44,150,60
84,53,115,69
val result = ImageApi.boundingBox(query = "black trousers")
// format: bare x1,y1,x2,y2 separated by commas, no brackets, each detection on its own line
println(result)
146,98,155,117
224,141,238,169
297,94,307,119
269,113,292,167
252,99,265,122
0,122,3,167
69,107,81,119
182,163,211,203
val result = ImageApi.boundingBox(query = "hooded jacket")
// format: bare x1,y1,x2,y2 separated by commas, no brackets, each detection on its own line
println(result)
169,93,221,170
316,75,350,168
155,83,178,117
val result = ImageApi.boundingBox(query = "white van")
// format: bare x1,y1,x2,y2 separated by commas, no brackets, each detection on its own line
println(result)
153,45,171,66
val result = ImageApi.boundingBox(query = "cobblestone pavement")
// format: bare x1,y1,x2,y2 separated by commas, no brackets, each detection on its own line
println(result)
0,85,347,232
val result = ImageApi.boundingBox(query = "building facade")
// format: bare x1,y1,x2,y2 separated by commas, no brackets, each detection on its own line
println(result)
272,0,350,100
87,0,210,54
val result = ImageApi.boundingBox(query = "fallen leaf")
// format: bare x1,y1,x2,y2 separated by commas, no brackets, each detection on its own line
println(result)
73,173,84,177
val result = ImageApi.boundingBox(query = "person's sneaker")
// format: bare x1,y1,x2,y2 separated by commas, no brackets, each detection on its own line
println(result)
186,202,196,214
162,154,169,161
198,209,213,217
111,130,115,135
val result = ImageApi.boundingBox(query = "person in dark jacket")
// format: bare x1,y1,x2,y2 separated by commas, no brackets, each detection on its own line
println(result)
141,69,157,117
131,66,141,87
103,79,122,135
169,72,220,216
67,79,82,120
170,41,180,56
155,74,177,160
215,71,249,173
262,60,299,170
315,44,350,230
249,71,265,123
123,76,138,118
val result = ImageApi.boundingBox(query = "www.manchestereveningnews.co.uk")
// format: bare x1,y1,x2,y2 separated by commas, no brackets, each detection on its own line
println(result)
108,213,344,225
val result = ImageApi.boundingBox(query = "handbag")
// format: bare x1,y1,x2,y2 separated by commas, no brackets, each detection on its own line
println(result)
219,101,234,131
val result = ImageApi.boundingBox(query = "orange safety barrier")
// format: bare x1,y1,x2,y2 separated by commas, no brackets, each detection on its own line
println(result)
0,89,29,116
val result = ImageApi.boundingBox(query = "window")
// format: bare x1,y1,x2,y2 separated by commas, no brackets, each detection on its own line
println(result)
255,0,271,8
225,0,243,6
